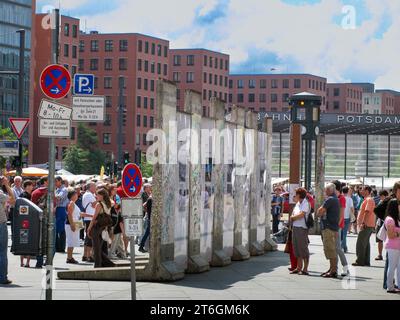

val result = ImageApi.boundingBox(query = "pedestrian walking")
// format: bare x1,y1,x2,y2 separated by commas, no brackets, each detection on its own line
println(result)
383,199,400,293
55,176,69,253
374,190,389,261
342,186,354,253
353,186,376,267
19,180,34,268
271,188,283,234
87,189,115,268
289,188,311,276
317,183,340,278
139,184,152,253
66,189,84,264
82,182,97,262
0,176,15,285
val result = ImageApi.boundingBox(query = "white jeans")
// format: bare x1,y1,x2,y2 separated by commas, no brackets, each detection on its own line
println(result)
386,249,400,291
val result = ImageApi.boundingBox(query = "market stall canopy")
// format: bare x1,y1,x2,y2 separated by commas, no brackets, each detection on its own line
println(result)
6,167,49,177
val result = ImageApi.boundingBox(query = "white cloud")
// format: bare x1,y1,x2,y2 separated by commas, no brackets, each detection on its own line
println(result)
68,0,399,90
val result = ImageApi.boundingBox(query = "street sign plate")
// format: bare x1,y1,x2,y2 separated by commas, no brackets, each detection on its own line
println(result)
72,96,105,122
124,218,143,237
8,118,30,139
0,141,19,157
73,74,94,95
38,119,71,138
40,64,71,100
38,99,72,120
121,164,143,198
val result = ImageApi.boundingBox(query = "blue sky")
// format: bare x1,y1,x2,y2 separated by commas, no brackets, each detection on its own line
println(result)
37,0,400,90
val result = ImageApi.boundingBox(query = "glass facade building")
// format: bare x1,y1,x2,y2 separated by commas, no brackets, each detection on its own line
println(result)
0,0,32,129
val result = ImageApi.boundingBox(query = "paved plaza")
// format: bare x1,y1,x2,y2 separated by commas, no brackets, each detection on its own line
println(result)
1,226,399,301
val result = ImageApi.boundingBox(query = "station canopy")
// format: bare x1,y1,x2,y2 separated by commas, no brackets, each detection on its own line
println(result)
260,112,400,135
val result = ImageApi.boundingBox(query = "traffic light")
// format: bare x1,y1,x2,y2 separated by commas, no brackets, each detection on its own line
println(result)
105,161,111,176
123,152,130,165
134,148,142,166
114,162,118,176
122,107,127,126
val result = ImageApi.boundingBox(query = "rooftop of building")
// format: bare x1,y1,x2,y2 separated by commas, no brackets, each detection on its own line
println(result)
229,73,327,79
79,31,169,43
169,48,229,57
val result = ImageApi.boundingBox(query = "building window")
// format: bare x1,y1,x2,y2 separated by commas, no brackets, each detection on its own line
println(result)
105,40,113,52
137,115,141,126
156,63,161,75
64,44,69,57
72,46,77,59
103,134,111,145
229,80,233,89
104,114,112,126
150,116,154,128
260,79,267,89
104,59,113,71
271,94,278,103
137,78,142,90
79,40,85,52
157,44,162,56
282,93,290,103
173,55,181,66
209,73,212,84
143,115,148,128
220,58,223,70
271,79,278,89
164,46,168,58
145,41,149,53
144,97,148,109
225,60,228,71
72,25,78,38
119,58,128,70
187,55,195,66
186,72,194,83
163,64,168,76
334,101,340,109
334,88,340,96
104,77,112,89
173,72,181,83
283,79,289,89
219,75,223,86
151,62,155,74
150,98,154,110
204,55,208,66
248,94,255,103
91,40,99,52
78,59,84,71
144,79,148,90
294,79,301,89
120,40,128,52
225,77,228,87
64,23,70,36
151,43,155,55
144,60,149,72
249,79,256,89
260,94,266,103
138,40,143,52
137,96,141,108
237,94,244,103
106,96,112,108
203,90,207,100
209,56,213,68
143,134,147,146
150,80,155,92
214,57,218,69
229,94,232,103
203,72,207,84
237,80,244,89
214,75,218,85
138,59,142,71
90,59,99,70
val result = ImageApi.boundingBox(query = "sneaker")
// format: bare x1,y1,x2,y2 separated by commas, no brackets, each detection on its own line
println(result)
375,255,383,261
341,266,349,277
138,247,148,253
0,280,12,285
82,256,88,262
66,258,79,264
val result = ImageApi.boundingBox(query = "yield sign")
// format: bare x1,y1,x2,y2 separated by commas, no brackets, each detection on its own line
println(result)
40,64,71,100
9,118,30,139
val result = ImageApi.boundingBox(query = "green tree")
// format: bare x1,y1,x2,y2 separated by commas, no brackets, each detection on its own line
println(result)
141,153,153,178
0,126,17,170
63,124,106,175
63,144,89,174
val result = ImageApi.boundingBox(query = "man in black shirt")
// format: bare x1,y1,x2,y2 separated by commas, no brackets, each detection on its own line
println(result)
139,184,152,253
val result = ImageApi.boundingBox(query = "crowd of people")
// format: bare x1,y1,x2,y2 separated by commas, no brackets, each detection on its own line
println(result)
274,181,400,294
0,174,153,285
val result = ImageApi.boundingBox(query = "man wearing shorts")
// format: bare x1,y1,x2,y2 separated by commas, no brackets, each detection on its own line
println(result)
317,183,340,278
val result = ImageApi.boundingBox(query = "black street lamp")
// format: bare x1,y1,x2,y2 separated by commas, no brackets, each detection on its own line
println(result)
289,92,322,191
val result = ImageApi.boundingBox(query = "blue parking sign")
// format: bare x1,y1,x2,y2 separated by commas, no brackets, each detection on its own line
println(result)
73,74,94,95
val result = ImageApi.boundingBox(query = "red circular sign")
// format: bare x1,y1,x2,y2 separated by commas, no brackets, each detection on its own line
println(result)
121,164,143,198
40,64,71,100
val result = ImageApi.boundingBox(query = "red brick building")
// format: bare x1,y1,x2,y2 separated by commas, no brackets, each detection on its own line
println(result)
228,74,327,113
29,14,80,165
78,32,169,158
169,49,229,115
326,83,363,114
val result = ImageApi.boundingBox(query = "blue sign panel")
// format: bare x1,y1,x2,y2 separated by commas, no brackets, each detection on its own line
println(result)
73,74,94,95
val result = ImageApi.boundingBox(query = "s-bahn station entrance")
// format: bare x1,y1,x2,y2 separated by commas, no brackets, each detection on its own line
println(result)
262,112,400,187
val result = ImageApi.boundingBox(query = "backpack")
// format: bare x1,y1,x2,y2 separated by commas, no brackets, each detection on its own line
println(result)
374,196,394,220
304,201,314,229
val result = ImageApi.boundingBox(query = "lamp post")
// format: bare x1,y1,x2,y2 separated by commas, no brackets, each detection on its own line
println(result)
289,92,322,191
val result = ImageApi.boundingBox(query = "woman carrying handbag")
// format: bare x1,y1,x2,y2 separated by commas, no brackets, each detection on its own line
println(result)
87,188,115,268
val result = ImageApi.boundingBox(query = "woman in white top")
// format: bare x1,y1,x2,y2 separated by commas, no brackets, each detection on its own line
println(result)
290,188,311,275
66,189,83,264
